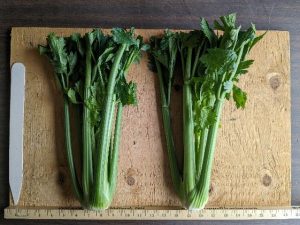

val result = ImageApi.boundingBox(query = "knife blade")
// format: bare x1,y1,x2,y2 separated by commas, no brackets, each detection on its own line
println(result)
9,63,25,205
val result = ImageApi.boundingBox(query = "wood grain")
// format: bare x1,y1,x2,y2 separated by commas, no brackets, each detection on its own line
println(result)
9,27,291,209
0,1,299,225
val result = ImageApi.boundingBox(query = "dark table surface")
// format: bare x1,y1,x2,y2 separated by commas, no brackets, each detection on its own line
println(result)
1,0,300,224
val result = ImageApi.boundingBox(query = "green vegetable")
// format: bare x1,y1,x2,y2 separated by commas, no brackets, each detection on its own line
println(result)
149,14,264,209
39,28,148,209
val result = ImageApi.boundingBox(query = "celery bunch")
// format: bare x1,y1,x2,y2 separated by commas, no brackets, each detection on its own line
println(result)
39,28,148,209
149,14,264,209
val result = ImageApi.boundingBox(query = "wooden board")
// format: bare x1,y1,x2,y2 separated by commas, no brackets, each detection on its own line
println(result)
9,28,291,209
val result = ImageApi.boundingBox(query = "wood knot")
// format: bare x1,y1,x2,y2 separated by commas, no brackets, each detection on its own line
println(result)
127,176,135,186
269,74,280,90
262,174,272,186
209,184,214,195
126,168,138,186
57,169,66,186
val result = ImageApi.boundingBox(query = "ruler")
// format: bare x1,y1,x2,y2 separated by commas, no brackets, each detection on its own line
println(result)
4,207,300,220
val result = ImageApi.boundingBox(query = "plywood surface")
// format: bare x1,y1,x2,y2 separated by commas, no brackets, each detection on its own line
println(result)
10,28,291,208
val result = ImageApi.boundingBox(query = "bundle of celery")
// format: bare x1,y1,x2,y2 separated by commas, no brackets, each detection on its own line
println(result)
149,14,264,209
39,28,148,209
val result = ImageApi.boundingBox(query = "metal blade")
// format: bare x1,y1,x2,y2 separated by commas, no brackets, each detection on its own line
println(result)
9,63,25,205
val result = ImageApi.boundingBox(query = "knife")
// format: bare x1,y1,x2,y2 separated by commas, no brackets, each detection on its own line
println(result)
9,63,25,205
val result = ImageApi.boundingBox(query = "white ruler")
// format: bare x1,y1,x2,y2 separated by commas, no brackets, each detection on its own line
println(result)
4,207,300,220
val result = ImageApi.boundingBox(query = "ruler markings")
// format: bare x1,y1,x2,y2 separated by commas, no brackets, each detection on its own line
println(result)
4,207,300,220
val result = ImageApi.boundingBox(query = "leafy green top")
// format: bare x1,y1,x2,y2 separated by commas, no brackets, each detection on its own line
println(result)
149,13,265,131
39,28,148,126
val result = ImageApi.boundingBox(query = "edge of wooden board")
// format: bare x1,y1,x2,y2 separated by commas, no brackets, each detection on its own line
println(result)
11,27,290,32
